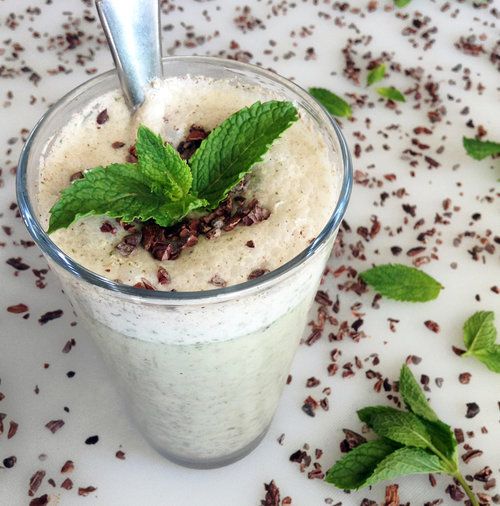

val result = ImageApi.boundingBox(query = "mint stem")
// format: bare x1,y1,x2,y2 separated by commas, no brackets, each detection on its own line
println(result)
454,471,480,506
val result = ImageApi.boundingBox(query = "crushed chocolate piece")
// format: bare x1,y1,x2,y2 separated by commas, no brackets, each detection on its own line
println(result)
85,435,99,445
78,486,97,496
115,450,126,460
3,456,17,468
465,402,480,418
45,419,64,433
100,221,116,234
7,303,29,313
111,141,125,149
209,274,227,288
339,429,367,453
116,232,142,256
61,478,73,490
6,257,30,270
459,372,471,384
462,449,483,463
177,125,209,160
424,320,440,333
29,495,48,506
7,421,18,439
96,108,109,125
445,484,465,501
384,484,399,506
157,267,171,285
261,480,280,506
28,470,46,497
61,460,74,473
38,310,63,325
246,240,255,248
70,171,83,182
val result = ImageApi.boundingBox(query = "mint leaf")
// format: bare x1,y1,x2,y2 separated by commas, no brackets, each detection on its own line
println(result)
309,88,352,118
462,311,500,373
367,64,386,86
358,407,433,449
135,125,192,200
48,164,164,233
474,346,500,373
463,311,496,351
47,164,207,233
399,364,438,422
377,87,406,102
189,101,298,207
463,137,500,161
325,439,400,490
422,418,457,461
359,264,443,302
394,0,412,7
364,447,443,486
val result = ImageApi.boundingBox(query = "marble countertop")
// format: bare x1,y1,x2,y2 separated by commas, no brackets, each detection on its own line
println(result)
0,0,498,504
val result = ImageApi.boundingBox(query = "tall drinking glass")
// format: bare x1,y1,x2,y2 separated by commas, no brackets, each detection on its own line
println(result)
17,57,352,468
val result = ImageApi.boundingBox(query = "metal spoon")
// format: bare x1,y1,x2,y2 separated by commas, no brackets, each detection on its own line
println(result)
95,0,163,110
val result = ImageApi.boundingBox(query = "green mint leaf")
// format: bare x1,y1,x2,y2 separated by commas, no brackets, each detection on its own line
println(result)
359,264,443,302
135,125,192,200
364,447,444,487
367,64,386,86
189,100,298,207
309,88,352,118
377,87,406,102
155,195,209,228
399,364,438,422
358,406,433,449
325,439,400,490
421,418,457,461
474,346,500,373
48,164,164,233
463,137,500,161
463,311,496,352
393,0,412,7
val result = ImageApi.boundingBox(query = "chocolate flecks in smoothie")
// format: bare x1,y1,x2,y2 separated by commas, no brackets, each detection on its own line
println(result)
96,108,109,125
70,171,84,182
157,267,171,285
176,125,209,160
100,221,116,234
115,232,142,257
209,274,227,288
248,268,269,280
111,141,125,149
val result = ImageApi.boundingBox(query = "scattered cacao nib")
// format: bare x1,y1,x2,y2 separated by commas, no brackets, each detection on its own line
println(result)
61,478,73,490
85,435,99,445
452,346,466,356
78,486,97,496
62,338,76,354
445,484,465,501
70,171,83,182
115,232,142,257
306,377,320,388
454,428,465,444
248,268,269,280
459,372,471,384
115,450,126,460
246,240,255,248
177,125,209,160
261,480,280,506
465,402,480,418
61,460,74,473
7,303,29,313
111,141,125,149
209,274,227,288
424,320,440,333
38,310,63,325
3,456,16,468
29,495,48,506
28,470,46,497
126,145,138,163
134,278,155,290
7,421,18,439
340,429,367,453
474,467,492,482
45,419,65,433
96,108,109,125
6,257,30,270
462,449,483,463
384,484,399,506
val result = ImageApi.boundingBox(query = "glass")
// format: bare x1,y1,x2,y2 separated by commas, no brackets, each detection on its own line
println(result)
17,56,352,468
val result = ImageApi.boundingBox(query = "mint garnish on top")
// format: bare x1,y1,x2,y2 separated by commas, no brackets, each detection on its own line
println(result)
47,100,298,234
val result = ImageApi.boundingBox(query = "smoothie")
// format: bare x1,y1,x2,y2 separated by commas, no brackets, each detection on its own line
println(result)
20,59,349,468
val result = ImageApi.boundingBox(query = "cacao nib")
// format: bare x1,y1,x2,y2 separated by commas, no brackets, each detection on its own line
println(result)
115,232,142,256
96,108,109,125
248,268,269,280
177,125,209,160
261,480,280,506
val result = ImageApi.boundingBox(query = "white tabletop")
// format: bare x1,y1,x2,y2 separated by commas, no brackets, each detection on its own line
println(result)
0,1,498,505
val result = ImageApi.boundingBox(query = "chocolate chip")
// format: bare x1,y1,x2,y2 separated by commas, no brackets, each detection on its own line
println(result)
111,141,125,149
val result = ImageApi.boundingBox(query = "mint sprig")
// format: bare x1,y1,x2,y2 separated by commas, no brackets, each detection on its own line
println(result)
461,311,500,373
359,264,443,302
394,0,412,7
325,364,480,506
48,101,298,233
309,87,352,118
463,137,500,161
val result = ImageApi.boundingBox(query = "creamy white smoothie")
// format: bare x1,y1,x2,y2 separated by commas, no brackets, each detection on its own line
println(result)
26,63,346,468
37,76,337,291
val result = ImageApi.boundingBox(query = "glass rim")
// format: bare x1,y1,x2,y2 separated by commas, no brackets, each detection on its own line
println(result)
16,55,353,303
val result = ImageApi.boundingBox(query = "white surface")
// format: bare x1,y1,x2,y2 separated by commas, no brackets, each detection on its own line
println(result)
0,1,499,505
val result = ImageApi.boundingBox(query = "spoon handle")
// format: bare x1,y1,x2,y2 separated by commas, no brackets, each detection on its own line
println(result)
95,0,162,109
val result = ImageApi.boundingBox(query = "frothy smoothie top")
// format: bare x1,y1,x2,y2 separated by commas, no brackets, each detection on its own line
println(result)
37,76,340,291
